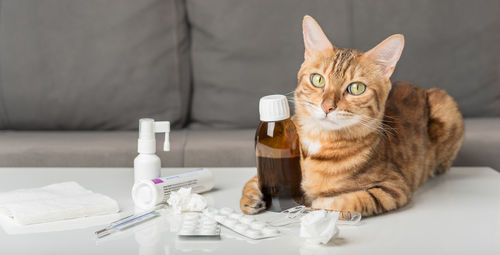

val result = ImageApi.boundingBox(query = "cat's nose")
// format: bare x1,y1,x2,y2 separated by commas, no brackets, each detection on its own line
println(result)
321,103,336,114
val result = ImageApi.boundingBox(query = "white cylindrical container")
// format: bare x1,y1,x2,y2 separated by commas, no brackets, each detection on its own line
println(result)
132,168,214,210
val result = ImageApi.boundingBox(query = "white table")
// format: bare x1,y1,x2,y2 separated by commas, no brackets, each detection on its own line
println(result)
0,167,499,255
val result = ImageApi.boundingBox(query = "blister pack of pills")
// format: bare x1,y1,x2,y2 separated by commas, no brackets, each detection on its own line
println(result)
177,213,221,239
203,207,280,240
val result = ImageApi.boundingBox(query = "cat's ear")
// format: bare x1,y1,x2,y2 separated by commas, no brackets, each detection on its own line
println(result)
363,34,405,80
302,15,334,60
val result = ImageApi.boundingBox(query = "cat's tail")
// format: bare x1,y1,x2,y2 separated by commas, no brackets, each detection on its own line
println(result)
426,88,465,175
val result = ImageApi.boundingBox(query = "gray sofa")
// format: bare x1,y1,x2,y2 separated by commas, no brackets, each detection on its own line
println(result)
0,0,499,170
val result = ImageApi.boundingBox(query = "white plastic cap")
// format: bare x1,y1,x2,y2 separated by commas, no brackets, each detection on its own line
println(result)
259,94,290,121
138,118,170,154
131,180,161,210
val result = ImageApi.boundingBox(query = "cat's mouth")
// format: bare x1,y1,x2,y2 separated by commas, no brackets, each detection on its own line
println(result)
310,109,361,131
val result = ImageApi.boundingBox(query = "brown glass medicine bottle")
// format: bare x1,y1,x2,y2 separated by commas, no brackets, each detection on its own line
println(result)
256,95,303,212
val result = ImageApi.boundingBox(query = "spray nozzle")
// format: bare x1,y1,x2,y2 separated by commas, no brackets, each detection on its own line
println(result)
138,118,170,153
154,121,170,151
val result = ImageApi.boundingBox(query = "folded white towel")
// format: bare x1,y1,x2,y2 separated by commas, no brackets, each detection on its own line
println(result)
0,182,119,225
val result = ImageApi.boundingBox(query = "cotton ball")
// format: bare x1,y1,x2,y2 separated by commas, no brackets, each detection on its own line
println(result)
300,210,340,245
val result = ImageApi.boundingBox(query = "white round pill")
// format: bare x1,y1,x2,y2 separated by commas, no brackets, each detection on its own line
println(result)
182,220,198,227
220,207,234,215
201,223,217,230
229,213,243,220
244,229,261,239
214,215,226,222
224,219,238,228
262,227,280,235
201,223,216,229
234,223,249,232
200,219,217,224
203,212,215,218
204,208,218,214
179,230,192,235
250,221,266,230
180,226,195,233
240,215,255,224
183,214,200,220
199,229,215,235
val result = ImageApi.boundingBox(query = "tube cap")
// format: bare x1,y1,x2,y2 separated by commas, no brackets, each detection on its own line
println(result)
259,95,290,121
131,181,162,210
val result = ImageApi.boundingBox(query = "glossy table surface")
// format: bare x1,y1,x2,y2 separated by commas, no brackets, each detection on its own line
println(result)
0,167,499,255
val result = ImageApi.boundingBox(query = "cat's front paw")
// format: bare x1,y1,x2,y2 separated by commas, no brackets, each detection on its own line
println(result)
240,192,266,215
240,176,266,214
240,182,266,214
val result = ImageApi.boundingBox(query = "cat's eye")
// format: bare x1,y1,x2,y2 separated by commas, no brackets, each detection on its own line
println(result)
310,73,325,88
347,82,366,95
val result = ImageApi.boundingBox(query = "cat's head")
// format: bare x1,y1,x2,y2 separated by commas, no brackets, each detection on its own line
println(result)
294,15,404,137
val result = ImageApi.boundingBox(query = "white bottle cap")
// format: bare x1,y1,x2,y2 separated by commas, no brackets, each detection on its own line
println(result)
259,94,290,121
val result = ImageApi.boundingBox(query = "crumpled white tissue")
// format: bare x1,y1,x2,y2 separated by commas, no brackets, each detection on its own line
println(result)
166,187,207,214
300,210,340,245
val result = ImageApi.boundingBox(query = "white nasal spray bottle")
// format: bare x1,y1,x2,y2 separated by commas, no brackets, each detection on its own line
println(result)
134,118,170,184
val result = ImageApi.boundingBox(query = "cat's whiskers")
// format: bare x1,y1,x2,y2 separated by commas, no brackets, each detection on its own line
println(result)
356,115,397,140
359,114,399,138
289,97,396,139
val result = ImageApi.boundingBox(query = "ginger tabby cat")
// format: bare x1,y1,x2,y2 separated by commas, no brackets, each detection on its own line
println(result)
240,15,464,216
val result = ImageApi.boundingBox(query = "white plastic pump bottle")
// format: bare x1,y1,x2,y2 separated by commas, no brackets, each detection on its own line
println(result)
134,118,170,184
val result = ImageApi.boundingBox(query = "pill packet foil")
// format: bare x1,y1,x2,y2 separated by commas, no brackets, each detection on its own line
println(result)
177,213,221,239
203,207,280,240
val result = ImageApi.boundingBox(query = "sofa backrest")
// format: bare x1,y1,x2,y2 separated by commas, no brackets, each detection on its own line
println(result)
187,0,500,129
1,0,499,130
0,0,190,130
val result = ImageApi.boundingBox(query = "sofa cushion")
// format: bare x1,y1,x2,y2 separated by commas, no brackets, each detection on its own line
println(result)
0,130,186,167
187,0,500,128
0,119,496,169
454,118,500,170
0,0,190,130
